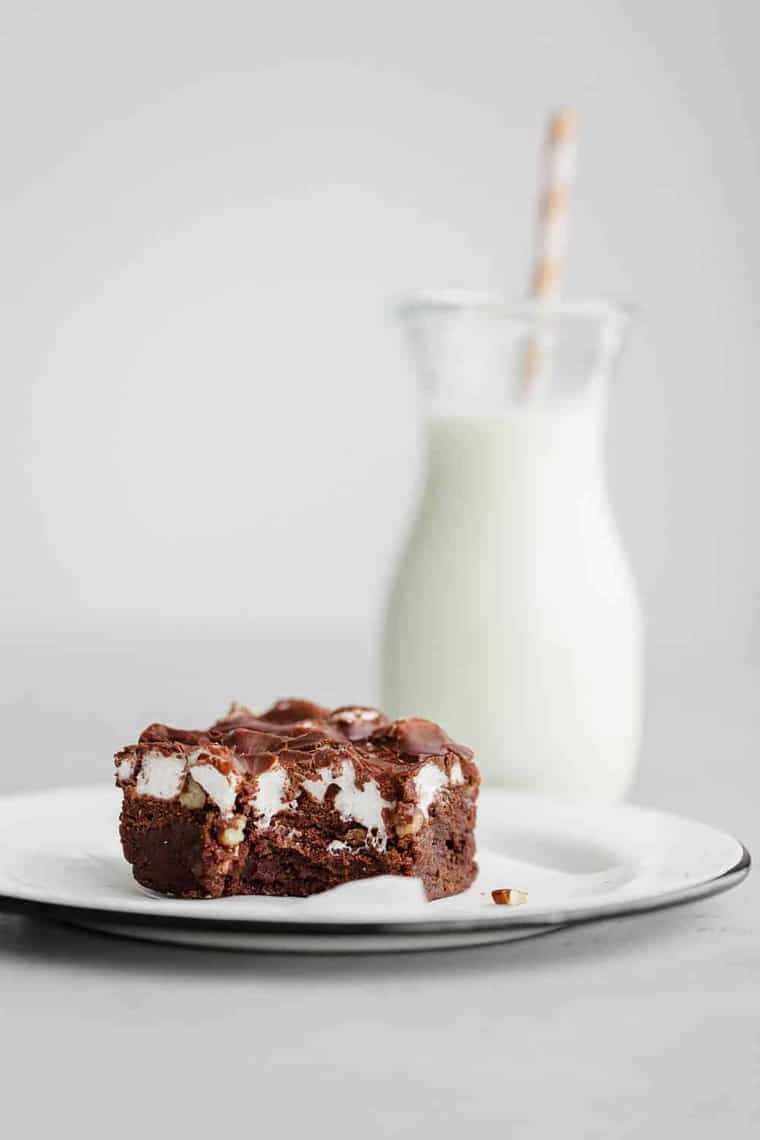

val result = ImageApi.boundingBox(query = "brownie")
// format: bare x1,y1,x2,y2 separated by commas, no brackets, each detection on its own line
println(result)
115,699,479,901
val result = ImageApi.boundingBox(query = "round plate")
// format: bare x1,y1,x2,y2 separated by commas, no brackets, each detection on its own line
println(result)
0,786,749,953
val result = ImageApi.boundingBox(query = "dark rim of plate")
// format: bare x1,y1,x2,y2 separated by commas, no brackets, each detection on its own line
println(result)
0,846,750,942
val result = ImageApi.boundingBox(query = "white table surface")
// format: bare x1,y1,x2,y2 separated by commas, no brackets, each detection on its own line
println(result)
1,639,758,1138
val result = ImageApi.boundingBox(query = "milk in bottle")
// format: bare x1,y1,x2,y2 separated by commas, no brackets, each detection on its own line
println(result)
382,297,642,798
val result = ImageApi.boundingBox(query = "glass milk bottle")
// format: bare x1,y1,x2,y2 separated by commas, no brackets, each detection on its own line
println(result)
382,296,643,798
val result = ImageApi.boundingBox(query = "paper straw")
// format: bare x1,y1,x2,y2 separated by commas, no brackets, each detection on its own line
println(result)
522,109,578,391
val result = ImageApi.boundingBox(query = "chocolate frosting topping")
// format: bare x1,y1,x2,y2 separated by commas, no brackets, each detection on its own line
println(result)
257,699,328,725
327,706,389,742
135,700,472,765
139,724,210,747
370,717,461,757
219,727,283,757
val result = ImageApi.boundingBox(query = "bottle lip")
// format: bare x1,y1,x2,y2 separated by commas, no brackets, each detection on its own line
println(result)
396,291,639,328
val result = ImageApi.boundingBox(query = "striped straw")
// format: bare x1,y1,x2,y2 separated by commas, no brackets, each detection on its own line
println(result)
522,108,578,391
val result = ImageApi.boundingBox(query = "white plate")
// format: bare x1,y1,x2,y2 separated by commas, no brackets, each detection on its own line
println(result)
0,786,749,953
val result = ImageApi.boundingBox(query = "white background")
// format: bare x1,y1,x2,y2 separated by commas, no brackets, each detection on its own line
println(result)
1,6,759,1136
2,0,758,660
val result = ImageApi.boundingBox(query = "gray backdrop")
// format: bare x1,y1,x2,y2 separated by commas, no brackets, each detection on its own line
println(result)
1,5,759,1137
2,0,758,664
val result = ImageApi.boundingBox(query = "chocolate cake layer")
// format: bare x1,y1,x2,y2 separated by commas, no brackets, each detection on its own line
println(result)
115,699,480,901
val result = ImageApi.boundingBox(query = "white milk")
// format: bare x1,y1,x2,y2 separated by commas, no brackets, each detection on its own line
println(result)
381,385,643,798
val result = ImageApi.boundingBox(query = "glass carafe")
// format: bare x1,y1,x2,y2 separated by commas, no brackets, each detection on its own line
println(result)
381,295,643,798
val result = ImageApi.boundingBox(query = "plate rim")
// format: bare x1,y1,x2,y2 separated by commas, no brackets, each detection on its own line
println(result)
0,847,749,940
0,780,750,942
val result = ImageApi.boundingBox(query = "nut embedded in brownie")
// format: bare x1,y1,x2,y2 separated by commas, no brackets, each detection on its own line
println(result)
115,699,480,901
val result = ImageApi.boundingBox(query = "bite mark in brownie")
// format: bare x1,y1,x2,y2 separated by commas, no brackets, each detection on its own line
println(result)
115,700,479,901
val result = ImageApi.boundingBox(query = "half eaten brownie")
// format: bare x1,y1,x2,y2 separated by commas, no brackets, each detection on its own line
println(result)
115,699,479,900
